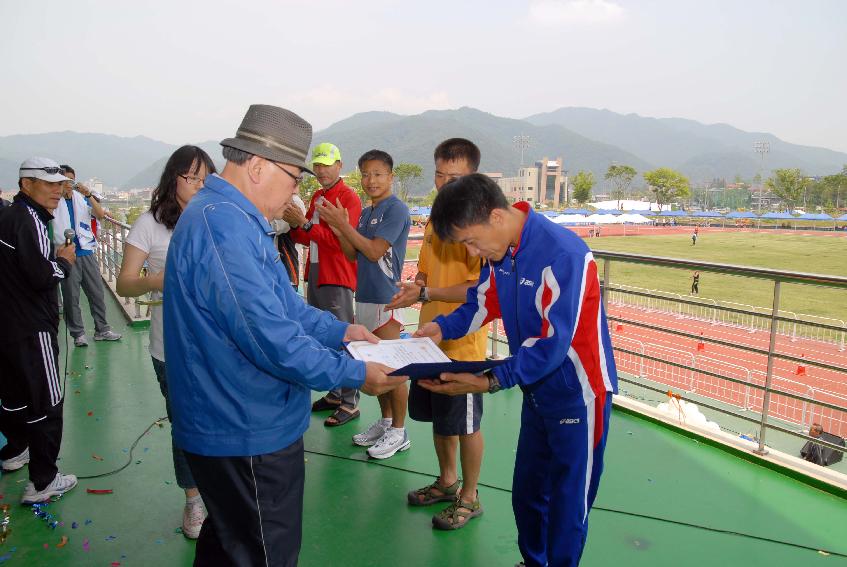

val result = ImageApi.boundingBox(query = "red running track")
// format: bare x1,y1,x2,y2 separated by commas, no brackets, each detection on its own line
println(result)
607,303,847,437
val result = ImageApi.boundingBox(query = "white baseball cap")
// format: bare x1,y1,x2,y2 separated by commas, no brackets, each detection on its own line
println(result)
19,157,71,183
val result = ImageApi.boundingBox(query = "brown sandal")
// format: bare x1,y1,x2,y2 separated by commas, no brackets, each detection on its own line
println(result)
324,406,360,427
432,495,483,530
407,478,460,506
312,396,342,412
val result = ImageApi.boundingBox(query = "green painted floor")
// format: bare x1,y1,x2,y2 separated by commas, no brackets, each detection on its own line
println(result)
1,294,845,566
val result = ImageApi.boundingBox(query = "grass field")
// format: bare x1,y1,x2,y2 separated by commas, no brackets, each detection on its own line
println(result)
586,232,847,321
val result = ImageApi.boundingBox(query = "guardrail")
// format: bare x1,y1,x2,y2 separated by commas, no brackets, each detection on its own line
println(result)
596,250,847,459
608,283,846,349
96,215,154,321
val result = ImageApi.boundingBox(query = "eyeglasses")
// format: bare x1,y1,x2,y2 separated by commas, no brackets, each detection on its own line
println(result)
20,166,64,175
179,174,206,185
271,162,305,184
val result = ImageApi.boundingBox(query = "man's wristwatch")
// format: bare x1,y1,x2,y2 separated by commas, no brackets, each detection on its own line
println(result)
302,221,313,231
485,370,501,394
418,286,430,303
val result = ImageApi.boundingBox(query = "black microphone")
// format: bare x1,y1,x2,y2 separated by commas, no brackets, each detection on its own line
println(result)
64,228,76,247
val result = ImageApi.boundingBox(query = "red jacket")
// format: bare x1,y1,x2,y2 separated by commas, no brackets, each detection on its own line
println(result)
291,179,361,290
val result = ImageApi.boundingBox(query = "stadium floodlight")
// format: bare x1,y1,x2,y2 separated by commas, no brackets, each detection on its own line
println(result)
513,134,531,167
753,141,770,214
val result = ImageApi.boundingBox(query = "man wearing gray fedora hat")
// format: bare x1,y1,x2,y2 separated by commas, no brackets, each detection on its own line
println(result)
164,104,407,566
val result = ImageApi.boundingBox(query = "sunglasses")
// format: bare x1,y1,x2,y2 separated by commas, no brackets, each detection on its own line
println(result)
21,166,64,175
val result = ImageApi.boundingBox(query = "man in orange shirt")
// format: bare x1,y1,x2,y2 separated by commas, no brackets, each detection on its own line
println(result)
386,138,487,529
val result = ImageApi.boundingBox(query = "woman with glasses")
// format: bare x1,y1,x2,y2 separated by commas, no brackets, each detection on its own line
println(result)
116,145,216,539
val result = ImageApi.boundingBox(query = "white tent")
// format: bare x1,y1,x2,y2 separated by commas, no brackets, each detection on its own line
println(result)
585,214,620,224
618,213,652,224
552,214,590,224
589,200,668,212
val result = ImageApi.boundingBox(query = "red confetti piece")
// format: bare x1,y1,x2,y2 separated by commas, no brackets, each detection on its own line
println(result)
91,454,104,461
87,411,93,416
86,489,113,495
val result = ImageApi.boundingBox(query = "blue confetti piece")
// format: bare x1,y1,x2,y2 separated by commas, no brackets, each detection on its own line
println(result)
105,535,117,541
143,448,149,453
0,553,12,563
72,522,78,529
122,448,129,453
155,539,163,544
85,519,93,525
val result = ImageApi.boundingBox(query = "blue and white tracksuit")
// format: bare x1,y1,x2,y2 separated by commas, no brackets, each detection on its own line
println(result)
435,203,618,567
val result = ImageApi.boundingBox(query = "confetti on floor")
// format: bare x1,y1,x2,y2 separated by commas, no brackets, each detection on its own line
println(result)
56,535,68,548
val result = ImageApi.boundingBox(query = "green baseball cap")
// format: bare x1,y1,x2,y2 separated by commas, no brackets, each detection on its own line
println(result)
310,142,342,166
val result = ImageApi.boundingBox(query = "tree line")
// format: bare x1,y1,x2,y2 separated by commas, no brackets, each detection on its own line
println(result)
569,165,847,212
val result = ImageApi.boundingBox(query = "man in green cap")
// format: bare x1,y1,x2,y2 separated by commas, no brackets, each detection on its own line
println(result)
287,143,363,426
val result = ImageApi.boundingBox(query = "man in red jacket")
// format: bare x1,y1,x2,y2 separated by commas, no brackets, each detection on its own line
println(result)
287,143,363,426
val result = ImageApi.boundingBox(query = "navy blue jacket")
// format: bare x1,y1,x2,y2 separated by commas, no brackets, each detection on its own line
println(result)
164,175,365,456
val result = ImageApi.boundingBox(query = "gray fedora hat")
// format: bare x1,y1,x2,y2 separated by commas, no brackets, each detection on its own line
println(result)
221,104,315,175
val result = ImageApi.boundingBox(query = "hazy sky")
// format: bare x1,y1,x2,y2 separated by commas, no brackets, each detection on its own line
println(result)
2,0,845,151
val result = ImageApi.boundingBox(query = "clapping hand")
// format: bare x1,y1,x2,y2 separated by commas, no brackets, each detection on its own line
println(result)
385,281,422,310
316,198,349,230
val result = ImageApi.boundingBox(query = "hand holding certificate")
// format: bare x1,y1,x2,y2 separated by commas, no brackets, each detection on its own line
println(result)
345,337,506,380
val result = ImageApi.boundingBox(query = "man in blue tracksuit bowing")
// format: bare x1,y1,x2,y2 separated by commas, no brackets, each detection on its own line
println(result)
164,105,406,567
415,173,618,567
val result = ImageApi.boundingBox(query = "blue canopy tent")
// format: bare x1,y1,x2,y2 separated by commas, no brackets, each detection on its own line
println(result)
691,211,724,218
725,211,759,219
838,214,847,221
594,208,624,215
796,213,833,221
562,208,592,215
658,210,688,217
760,212,796,220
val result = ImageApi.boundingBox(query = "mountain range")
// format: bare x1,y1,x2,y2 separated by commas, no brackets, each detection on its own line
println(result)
1,107,844,195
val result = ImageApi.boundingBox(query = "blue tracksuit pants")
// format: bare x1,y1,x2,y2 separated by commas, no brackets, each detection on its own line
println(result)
513,392,612,567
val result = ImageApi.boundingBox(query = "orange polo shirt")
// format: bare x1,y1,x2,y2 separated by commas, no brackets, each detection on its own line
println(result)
418,222,487,361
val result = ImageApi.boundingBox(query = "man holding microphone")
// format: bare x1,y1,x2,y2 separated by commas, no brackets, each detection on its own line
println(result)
0,157,79,504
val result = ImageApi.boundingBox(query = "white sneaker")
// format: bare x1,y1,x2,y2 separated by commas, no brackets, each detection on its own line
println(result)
21,472,78,504
74,334,89,347
94,330,122,341
182,498,206,539
367,427,411,460
1,448,30,471
353,419,391,447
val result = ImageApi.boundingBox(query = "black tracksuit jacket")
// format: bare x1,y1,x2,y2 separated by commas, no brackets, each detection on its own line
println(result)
0,193,72,342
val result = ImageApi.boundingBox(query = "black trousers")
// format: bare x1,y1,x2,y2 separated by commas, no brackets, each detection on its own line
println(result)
0,332,64,489
185,438,305,567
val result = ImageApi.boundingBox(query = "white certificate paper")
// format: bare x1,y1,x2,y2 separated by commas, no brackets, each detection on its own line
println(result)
345,337,451,368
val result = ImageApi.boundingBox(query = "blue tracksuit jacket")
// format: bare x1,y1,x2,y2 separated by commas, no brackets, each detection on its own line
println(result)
435,203,618,567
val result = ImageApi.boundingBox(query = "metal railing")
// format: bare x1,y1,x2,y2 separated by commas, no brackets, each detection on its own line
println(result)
596,250,847,459
96,215,154,320
608,283,846,349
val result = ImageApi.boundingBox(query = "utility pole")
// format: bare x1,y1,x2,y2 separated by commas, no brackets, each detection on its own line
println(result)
753,141,770,213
